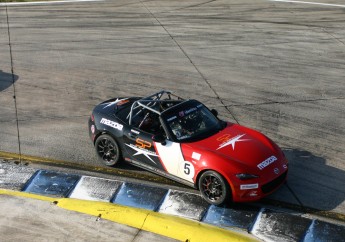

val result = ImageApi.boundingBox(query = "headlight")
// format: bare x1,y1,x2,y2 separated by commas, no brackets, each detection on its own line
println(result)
236,173,259,180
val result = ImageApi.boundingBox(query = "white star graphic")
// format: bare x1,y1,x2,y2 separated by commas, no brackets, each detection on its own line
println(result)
125,144,158,164
216,134,249,150
102,98,127,109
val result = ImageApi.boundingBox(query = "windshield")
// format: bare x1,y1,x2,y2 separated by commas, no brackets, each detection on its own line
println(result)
162,101,221,142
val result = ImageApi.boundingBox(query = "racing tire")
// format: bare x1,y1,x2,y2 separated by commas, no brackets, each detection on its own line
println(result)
198,170,231,205
95,134,121,166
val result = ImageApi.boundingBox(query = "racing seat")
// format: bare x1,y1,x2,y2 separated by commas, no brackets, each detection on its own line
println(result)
139,112,162,135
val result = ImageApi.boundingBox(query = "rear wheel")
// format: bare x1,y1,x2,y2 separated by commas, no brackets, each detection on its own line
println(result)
95,134,120,166
198,170,231,205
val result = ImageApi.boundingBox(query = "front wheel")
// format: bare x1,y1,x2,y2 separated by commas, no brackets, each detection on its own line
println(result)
198,170,231,205
94,134,120,166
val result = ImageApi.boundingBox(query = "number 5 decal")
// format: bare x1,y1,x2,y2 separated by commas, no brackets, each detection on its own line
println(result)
184,163,191,175
179,161,195,179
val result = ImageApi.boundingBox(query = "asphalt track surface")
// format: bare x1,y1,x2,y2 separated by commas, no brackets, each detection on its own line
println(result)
0,0,344,219
0,190,255,242
0,194,180,242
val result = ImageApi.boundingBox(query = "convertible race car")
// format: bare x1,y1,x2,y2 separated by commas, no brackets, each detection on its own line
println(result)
88,91,288,205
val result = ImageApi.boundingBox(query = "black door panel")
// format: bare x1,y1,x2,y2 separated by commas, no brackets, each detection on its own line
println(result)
123,128,166,171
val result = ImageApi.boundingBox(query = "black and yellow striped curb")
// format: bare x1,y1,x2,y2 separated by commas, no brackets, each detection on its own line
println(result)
0,189,257,242
1,160,345,242
1,150,345,223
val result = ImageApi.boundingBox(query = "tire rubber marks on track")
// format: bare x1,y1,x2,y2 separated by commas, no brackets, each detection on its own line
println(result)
0,0,104,6
269,0,345,8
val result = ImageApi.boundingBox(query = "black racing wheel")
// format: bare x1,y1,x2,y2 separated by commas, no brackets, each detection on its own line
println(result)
95,134,120,166
198,170,231,205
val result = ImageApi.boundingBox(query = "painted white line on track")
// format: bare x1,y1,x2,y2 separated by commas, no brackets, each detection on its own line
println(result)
0,0,104,6
269,0,345,8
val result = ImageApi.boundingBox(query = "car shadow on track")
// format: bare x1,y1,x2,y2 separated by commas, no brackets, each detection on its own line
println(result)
281,148,345,211
0,70,18,92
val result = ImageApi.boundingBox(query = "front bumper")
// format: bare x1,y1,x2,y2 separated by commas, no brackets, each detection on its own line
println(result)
232,171,288,202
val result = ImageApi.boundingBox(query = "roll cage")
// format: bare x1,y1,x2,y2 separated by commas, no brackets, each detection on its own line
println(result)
127,90,185,126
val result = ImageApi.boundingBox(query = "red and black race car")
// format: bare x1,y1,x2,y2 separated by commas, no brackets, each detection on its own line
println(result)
89,91,288,205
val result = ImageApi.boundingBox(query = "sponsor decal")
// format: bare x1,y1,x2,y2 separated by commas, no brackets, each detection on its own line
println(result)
217,134,231,142
176,106,200,120
102,98,128,109
100,118,123,131
125,143,158,164
274,168,280,174
178,134,191,140
117,99,129,106
248,190,258,197
136,138,152,149
240,183,259,190
192,152,201,161
283,164,288,169
216,134,249,150
257,155,277,170
131,129,140,135
167,116,177,122
184,107,197,115
90,125,95,134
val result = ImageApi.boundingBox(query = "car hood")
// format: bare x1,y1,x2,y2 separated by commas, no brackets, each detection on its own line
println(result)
188,123,283,170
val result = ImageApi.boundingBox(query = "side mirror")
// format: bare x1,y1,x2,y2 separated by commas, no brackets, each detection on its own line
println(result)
211,109,218,117
152,134,166,145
